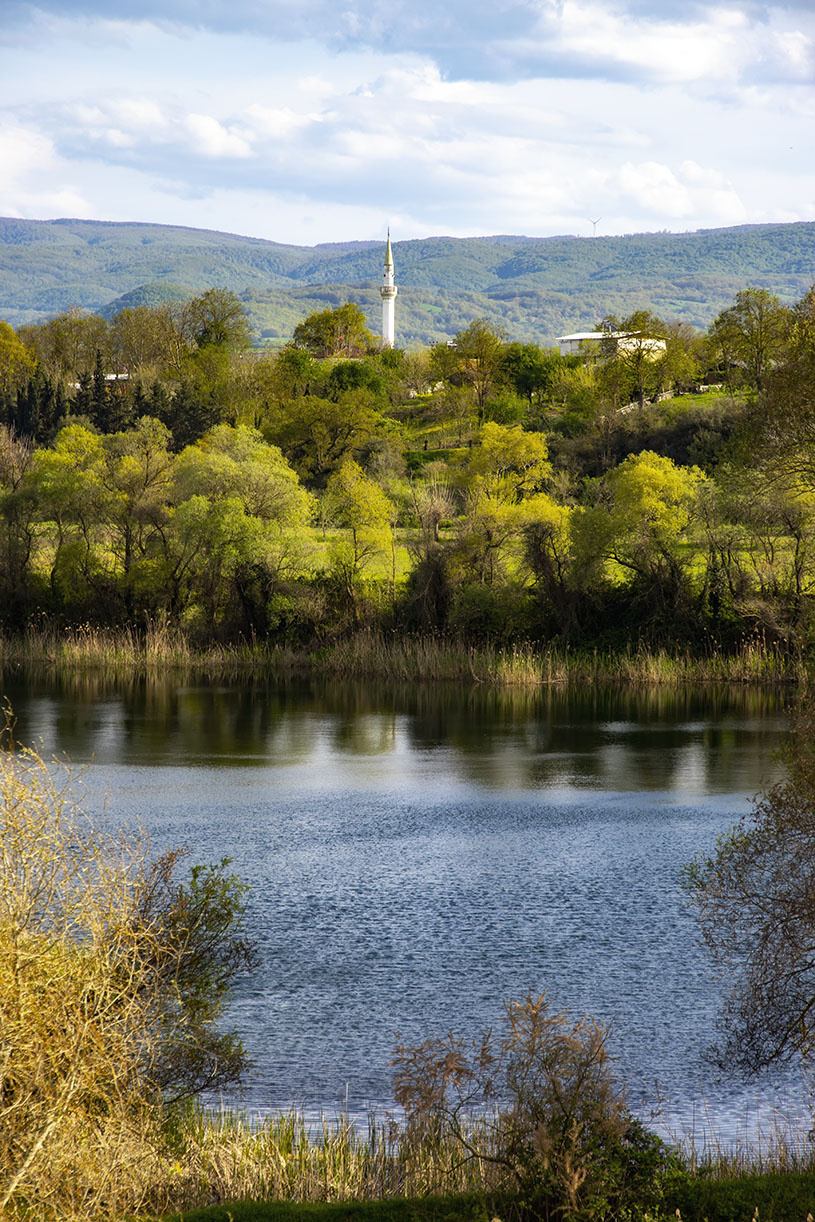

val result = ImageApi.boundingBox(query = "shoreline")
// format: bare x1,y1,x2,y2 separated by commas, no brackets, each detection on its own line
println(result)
0,626,808,687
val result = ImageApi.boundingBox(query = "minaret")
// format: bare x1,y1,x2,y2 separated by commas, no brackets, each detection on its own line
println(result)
380,229,397,348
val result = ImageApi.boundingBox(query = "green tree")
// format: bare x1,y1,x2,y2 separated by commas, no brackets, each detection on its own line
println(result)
325,458,394,608
455,423,553,586
29,423,114,612
0,321,35,400
444,319,507,422
0,427,37,625
292,302,373,358
161,425,313,632
500,341,561,408
600,311,670,409
572,451,705,623
18,307,109,382
109,304,178,378
184,287,252,353
708,288,790,393
754,285,815,488
101,416,175,611
264,390,387,485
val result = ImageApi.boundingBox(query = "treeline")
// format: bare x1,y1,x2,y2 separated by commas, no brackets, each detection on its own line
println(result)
1,285,814,656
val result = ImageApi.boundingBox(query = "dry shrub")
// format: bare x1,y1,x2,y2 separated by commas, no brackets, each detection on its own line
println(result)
0,721,256,1220
393,993,672,1220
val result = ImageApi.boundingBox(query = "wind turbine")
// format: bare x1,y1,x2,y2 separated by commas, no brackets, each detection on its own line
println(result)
588,217,602,238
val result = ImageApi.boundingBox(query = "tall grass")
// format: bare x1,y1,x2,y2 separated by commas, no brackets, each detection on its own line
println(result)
315,631,810,687
0,625,808,687
162,1108,501,1214
0,623,305,679
158,1105,815,1216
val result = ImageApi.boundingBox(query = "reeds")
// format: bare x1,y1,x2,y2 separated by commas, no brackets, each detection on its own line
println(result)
0,625,808,687
162,1107,502,1214
314,632,810,687
158,1104,815,1217
0,623,305,680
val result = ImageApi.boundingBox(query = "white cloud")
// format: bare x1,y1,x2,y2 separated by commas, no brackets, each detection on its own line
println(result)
615,160,747,224
0,121,91,216
245,104,316,140
183,114,253,159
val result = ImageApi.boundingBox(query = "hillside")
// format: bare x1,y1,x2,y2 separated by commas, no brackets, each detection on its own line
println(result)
2,216,815,345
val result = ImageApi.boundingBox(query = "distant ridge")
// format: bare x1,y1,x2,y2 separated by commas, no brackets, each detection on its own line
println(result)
2,216,814,346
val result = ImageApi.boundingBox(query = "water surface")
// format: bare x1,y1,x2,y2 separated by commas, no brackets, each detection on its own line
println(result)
0,673,800,1143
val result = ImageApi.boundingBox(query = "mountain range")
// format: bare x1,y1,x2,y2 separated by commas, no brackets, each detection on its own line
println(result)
2,216,815,347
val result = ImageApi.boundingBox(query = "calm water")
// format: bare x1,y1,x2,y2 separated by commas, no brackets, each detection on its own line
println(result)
0,672,802,1143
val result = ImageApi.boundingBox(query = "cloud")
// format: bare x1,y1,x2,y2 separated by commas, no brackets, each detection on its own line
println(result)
184,114,253,158
1,3,813,245
0,121,92,216
4,0,814,88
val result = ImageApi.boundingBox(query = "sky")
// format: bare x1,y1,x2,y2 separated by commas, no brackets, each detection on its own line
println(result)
1,0,814,247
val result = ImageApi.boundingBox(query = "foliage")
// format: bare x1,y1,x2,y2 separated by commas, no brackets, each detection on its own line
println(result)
0,726,257,1217
392,993,675,1220
293,303,374,358
684,695,815,1074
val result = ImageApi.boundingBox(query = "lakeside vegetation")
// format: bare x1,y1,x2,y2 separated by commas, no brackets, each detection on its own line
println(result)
0,624,808,687
2,281,815,679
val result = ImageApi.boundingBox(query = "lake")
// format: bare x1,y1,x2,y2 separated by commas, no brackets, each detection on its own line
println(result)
0,671,803,1146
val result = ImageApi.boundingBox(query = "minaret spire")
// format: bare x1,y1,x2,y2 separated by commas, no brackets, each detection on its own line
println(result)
380,228,397,348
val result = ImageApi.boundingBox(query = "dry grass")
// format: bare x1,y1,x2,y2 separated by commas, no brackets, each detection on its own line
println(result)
315,632,809,687
169,1108,500,1211
1,625,808,688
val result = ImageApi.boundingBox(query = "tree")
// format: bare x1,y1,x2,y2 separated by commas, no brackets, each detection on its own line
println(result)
184,287,252,353
101,415,175,609
292,302,373,358
600,311,669,409
18,307,109,382
571,451,705,628
500,341,561,408
0,426,37,625
455,423,554,586
0,728,257,1217
754,285,815,489
708,288,790,393
264,391,386,485
29,422,115,612
0,321,35,399
442,319,506,422
109,304,179,378
325,458,394,608
685,696,815,1075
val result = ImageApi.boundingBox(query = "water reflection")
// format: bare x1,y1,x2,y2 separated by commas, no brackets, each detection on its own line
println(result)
0,671,789,798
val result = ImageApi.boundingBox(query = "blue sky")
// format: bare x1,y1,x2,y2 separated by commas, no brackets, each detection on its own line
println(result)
1,0,813,245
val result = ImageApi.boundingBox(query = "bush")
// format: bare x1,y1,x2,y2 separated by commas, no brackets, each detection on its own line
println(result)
392,993,678,1220
0,720,257,1219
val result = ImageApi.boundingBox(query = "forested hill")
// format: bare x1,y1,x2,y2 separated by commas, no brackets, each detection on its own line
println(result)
2,216,815,346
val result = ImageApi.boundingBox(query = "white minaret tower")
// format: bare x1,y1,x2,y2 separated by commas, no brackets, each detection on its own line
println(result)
380,229,397,348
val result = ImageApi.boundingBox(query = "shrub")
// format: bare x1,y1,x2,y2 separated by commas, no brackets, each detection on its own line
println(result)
392,993,678,1220
0,720,257,1219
